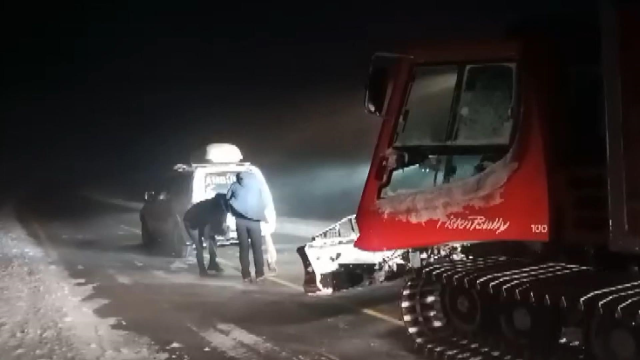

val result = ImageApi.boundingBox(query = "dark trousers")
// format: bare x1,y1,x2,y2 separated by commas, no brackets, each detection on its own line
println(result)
235,218,264,279
184,222,219,273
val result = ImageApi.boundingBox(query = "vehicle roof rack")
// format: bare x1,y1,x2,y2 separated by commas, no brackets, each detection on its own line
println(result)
173,162,253,172
191,161,252,167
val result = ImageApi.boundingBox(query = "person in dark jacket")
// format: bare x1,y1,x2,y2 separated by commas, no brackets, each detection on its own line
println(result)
183,193,228,276
227,170,268,282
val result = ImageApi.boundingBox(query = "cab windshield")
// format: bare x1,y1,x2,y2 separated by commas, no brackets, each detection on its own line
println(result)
382,62,516,197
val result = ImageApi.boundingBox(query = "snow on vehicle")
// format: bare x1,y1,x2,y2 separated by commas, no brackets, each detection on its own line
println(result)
297,215,407,295
304,2,640,360
139,143,268,257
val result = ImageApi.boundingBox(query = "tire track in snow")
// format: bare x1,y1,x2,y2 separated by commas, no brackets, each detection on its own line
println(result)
106,269,134,284
189,323,337,360
150,270,246,289
190,324,260,360
215,258,405,327
120,225,141,234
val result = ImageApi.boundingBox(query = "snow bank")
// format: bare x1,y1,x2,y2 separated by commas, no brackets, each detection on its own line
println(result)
0,205,168,360
377,152,518,223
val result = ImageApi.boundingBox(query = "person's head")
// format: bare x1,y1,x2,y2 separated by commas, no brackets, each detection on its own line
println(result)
236,171,258,186
213,192,229,211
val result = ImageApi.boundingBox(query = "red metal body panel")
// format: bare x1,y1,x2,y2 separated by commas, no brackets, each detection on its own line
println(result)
355,41,550,252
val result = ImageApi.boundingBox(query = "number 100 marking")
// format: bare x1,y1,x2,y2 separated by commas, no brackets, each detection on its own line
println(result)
531,224,548,233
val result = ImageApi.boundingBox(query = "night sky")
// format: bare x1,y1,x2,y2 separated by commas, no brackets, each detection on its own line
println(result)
2,1,598,219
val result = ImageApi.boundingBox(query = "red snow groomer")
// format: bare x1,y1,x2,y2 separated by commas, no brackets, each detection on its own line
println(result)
350,2,639,360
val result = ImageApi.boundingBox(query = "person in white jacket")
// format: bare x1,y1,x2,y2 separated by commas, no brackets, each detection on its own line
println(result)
248,165,278,273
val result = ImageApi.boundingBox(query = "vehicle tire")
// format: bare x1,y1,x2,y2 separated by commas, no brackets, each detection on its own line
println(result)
141,219,156,249
167,215,189,259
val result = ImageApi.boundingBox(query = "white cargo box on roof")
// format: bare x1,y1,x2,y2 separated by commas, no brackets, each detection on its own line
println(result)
186,143,253,204
191,143,244,165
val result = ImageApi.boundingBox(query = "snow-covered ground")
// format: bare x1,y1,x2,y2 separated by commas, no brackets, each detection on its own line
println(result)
81,192,335,238
0,205,169,360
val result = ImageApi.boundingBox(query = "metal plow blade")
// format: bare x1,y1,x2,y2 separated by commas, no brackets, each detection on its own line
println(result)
297,215,407,295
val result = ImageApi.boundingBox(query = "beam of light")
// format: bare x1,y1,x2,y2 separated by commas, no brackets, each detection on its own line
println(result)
267,162,372,221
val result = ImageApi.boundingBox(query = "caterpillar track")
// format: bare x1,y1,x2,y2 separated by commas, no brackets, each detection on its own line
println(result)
400,257,640,360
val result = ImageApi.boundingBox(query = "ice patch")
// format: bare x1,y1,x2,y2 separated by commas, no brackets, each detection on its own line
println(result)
377,152,518,223
307,288,334,297
190,323,290,360
169,261,188,270
383,148,408,173
107,269,134,285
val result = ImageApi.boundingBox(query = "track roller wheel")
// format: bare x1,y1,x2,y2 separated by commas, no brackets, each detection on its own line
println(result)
587,312,640,360
442,285,483,333
499,302,562,357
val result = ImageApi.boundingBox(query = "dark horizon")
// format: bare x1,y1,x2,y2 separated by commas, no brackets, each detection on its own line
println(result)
1,1,600,219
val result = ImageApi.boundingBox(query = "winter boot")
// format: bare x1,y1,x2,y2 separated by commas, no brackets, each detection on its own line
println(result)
207,261,224,274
